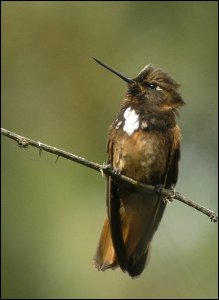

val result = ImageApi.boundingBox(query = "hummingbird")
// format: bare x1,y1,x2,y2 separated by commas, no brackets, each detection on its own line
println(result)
93,58,184,278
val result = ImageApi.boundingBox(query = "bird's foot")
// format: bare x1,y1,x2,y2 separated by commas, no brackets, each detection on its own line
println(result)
163,188,176,203
113,168,121,177
154,184,164,194
100,162,111,177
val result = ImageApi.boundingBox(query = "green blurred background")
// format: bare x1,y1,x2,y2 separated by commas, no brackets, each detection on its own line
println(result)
1,1,218,299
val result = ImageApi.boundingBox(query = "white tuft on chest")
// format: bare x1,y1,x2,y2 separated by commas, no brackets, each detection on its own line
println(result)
123,107,140,136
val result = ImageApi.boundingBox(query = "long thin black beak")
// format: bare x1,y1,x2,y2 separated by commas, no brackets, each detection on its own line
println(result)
93,58,135,84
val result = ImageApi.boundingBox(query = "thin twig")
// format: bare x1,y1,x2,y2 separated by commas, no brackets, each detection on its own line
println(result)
1,127,218,223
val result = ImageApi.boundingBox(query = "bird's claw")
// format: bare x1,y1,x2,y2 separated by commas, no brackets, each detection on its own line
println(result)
154,184,164,194
113,168,121,177
100,162,111,177
163,189,176,203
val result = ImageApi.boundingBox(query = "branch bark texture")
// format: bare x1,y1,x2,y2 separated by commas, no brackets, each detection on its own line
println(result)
1,127,218,223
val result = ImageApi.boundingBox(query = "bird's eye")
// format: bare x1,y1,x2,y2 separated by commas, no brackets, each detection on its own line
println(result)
147,83,157,90
146,82,162,91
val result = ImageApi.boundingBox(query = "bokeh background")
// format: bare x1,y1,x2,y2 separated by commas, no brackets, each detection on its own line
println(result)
2,2,218,299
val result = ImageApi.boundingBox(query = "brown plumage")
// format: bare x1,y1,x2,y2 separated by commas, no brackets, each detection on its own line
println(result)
93,59,184,278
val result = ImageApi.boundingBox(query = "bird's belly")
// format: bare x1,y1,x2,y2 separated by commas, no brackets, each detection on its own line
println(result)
113,130,169,184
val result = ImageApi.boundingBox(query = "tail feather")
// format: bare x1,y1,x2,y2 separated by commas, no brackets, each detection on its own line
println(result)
93,218,117,271
94,188,165,278
127,244,151,277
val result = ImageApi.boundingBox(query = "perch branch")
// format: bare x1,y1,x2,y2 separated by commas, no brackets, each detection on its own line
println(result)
1,127,218,223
